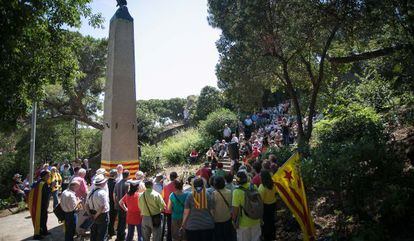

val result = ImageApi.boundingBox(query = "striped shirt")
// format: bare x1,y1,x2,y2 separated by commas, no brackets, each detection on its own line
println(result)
184,192,215,230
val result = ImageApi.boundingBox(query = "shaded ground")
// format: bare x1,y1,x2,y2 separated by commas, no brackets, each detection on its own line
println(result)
0,205,62,241
0,164,202,241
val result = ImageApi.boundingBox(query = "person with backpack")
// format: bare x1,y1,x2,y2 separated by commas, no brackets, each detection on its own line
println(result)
212,176,235,241
258,170,278,241
181,177,215,241
232,170,263,241
168,179,188,241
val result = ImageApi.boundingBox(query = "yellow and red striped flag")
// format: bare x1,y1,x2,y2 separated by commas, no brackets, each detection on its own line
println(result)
272,152,316,241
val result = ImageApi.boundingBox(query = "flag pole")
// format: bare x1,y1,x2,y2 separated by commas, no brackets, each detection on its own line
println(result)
29,102,37,185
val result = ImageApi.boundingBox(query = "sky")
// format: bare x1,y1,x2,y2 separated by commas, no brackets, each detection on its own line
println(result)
79,0,221,100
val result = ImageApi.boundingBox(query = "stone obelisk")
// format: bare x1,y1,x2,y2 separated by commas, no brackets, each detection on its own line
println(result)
101,0,139,176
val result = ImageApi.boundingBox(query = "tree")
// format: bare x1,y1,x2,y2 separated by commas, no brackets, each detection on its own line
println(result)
42,33,107,130
207,0,413,151
0,0,102,131
137,98,186,123
195,86,223,121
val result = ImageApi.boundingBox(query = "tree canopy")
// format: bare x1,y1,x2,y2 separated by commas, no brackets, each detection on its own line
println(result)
0,0,102,131
207,0,414,149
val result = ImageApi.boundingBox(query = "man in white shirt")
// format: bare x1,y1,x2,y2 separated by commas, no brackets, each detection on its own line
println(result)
87,174,110,241
223,124,232,142
231,133,239,143
61,180,81,241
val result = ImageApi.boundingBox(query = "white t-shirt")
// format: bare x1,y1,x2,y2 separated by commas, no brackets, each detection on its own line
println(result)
87,188,110,213
231,136,239,143
61,189,78,212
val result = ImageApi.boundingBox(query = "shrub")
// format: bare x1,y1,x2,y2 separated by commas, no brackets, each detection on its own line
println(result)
161,129,210,165
199,108,238,142
0,153,19,198
304,104,403,217
140,144,162,173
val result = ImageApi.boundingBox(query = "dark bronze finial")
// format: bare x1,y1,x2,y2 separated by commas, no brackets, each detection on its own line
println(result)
116,0,127,7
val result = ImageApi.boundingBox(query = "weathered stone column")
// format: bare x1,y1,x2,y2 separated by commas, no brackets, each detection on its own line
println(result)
101,5,139,176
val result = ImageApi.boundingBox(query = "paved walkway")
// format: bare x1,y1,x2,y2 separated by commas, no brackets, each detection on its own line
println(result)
0,208,62,241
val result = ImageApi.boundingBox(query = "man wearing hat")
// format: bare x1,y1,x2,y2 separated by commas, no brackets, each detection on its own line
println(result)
153,173,165,194
107,169,118,237
61,180,82,241
28,170,51,240
91,168,107,191
87,174,110,241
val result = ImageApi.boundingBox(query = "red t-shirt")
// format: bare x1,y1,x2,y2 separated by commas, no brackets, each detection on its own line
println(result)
121,193,142,225
196,167,212,181
190,150,198,157
162,182,176,214
252,174,261,186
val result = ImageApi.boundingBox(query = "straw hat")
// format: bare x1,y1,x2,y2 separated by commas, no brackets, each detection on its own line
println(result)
96,168,106,175
93,174,107,185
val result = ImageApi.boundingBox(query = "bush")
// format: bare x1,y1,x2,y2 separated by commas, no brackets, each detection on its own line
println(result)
304,104,404,218
161,129,210,165
140,144,162,173
0,153,19,198
200,108,239,142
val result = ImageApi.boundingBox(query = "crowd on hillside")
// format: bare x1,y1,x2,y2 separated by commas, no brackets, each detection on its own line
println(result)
201,100,306,172
11,100,321,241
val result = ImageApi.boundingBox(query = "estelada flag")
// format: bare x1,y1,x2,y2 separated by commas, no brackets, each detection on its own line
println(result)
28,180,46,235
272,152,316,241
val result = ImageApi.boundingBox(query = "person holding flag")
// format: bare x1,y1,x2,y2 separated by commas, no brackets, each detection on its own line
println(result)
272,152,316,241
28,170,52,240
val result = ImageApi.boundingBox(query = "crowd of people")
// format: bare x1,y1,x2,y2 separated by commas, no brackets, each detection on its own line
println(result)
14,101,317,241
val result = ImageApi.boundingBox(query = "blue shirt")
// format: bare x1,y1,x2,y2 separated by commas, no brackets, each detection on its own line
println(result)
169,192,189,220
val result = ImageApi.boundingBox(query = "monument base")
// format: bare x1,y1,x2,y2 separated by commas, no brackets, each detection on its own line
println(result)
101,160,139,178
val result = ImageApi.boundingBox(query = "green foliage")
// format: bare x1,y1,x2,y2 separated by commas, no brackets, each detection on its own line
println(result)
0,0,103,131
140,144,162,173
303,104,404,218
199,108,238,142
195,86,223,121
137,105,163,144
0,119,101,198
43,33,107,130
137,98,187,144
137,98,186,123
161,129,210,165
0,153,19,199
14,120,101,167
